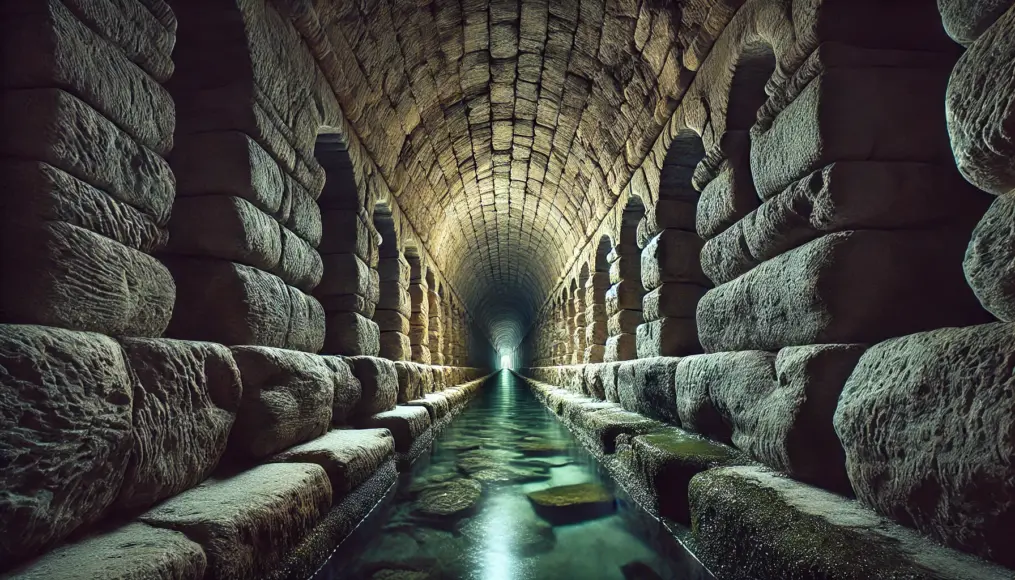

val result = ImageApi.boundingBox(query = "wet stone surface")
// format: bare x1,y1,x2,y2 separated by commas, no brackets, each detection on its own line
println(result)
319,371,689,579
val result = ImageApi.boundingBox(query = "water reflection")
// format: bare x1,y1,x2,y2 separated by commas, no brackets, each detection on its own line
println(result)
321,370,685,580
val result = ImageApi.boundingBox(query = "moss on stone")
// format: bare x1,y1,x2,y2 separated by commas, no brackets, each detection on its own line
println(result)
527,483,616,524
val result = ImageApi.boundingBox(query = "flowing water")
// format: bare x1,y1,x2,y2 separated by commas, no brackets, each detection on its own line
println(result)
318,370,712,580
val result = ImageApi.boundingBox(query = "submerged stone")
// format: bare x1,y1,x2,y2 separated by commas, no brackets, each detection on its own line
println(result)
414,479,482,519
527,483,616,524
516,440,570,456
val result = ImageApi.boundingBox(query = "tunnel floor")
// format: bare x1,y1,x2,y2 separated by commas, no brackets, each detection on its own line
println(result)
318,371,705,580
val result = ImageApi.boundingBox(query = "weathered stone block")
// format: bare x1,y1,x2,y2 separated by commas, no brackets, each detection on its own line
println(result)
1,221,175,337
270,428,393,497
641,229,707,291
375,310,410,334
616,357,682,424
357,405,431,453
393,361,422,403
0,325,132,565
379,331,411,361
607,310,642,336
965,193,1015,320
117,338,242,510
0,88,174,224
2,523,206,580
604,333,637,362
319,208,372,260
938,0,1014,44
752,67,954,198
321,355,360,426
165,257,325,352
636,318,700,358
140,463,331,580
317,253,376,303
642,283,707,321
697,230,991,353
675,351,774,443
946,5,1015,195
0,0,175,153
167,194,282,272
226,346,335,459
347,356,398,418
323,311,379,357
689,466,1012,580
605,281,643,315
835,324,1015,567
273,226,323,292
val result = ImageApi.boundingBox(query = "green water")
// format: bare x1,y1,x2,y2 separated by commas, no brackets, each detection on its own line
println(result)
319,370,710,580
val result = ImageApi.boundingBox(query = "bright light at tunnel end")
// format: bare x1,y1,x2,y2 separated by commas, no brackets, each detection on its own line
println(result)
499,351,514,370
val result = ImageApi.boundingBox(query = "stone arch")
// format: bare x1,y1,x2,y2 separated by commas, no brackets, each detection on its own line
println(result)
726,41,777,132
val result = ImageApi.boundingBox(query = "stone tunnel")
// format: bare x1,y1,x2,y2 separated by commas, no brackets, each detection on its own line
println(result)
1,0,1014,578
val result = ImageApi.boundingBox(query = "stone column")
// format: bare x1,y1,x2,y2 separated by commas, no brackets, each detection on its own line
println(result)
564,293,576,364
159,0,331,352
572,288,587,364
604,241,643,362
408,260,431,364
315,137,380,356
428,288,444,365
584,271,609,363
375,241,411,361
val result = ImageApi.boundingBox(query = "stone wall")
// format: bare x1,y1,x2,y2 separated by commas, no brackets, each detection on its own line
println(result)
0,0,491,577
522,0,1015,576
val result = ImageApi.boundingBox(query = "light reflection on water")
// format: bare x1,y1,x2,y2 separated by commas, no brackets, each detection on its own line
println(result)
322,370,689,580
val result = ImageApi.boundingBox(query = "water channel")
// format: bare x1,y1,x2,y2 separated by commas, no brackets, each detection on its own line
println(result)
318,370,711,580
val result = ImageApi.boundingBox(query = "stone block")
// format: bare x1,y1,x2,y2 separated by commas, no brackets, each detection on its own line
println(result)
0,325,133,565
167,194,282,272
2,523,206,580
689,466,1012,580
140,463,331,580
269,428,393,497
227,346,336,459
965,193,1015,320
319,209,372,259
394,361,422,403
938,0,1013,44
321,355,361,426
946,4,1015,195
636,318,700,358
642,284,707,321
317,253,376,303
609,255,641,285
0,88,174,224
605,281,644,315
675,351,775,443
165,257,325,353
615,357,682,424
604,333,637,362
323,311,380,357
273,227,323,293
0,220,174,337
284,185,322,248
377,256,410,285
641,229,708,290
584,343,606,364
346,356,398,418
357,405,431,453
379,331,411,361
375,310,410,335
607,310,642,336
117,338,242,510
835,323,1015,567
697,230,991,353
0,158,167,254
751,67,954,198
701,162,990,285
0,0,174,153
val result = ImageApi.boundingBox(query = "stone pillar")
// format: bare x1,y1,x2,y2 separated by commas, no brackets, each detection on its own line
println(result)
158,0,331,352
375,241,411,361
604,242,643,362
0,0,176,338
584,271,609,363
572,287,587,364
315,137,380,356
427,289,444,365
408,260,431,364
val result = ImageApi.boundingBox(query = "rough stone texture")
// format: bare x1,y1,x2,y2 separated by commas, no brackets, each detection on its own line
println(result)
322,356,361,426
269,428,394,496
642,284,708,321
635,318,700,358
227,346,336,459
615,357,682,424
357,405,431,454
835,324,1015,567
393,361,423,403
941,9,1015,190
165,257,325,353
640,230,708,290
938,0,1014,44
0,221,175,337
0,325,133,566
347,356,398,418
323,311,380,356
965,193,1015,321
697,230,992,353
2,523,206,580
689,466,1013,580
117,338,242,511
140,463,332,580
675,351,776,443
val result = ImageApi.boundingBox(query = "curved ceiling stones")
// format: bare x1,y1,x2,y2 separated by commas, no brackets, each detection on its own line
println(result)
306,0,733,348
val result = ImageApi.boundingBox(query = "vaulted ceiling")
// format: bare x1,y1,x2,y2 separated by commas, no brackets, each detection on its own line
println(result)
312,0,730,349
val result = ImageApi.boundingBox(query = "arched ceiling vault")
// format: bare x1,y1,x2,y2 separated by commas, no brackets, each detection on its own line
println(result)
311,0,722,350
